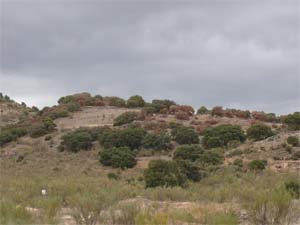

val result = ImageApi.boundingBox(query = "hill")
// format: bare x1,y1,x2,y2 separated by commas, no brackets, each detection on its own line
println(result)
0,92,299,225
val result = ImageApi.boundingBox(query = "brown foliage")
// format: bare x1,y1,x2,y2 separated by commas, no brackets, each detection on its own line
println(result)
211,106,224,117
175,111,190,120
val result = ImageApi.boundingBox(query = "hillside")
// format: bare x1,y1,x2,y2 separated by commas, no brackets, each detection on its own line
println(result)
0,93,299,225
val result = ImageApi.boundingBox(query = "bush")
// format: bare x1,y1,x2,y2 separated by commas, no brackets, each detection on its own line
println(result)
113,112,139,126
171,126,199,145
173,145,203,162
99,147,136,169
197,106,209,115
175,111,190,120
175,160,203,182
211,106,224,117
233,158,243,167
287,136,299,147
285,181,300,199
105,96,126,107
29,117,56,138
127,95,145,108
142,132,171,150
202,124,246,148
0,127,27,146
29,125,49,138
284,112,300,130
151,99,176,113
199,149,224,166
248,159,267,171
247,123,274,141
61,130,93,152
144,160,187,188
99,127,146,150
67,102,81,112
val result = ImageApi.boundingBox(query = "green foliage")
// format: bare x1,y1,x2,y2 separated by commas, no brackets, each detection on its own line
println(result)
61,130,93,152
127,95,145,108
67,102,81,112
199,149,224,166
99,127,147,150
99,147,137,169
233,158,243,168
197,106,209,115
29,117,56,138
0,127,28,146
144,160,187,188
113,112,139,126
285,181,300,199
284,112,300,130
202,124,245,148
151,99,176,113
105,96,126,107
248,159,267,171
45,109,69,120
176,160,203,182
287,136,299,147
142,132,171,150
247,123,274,141
173,145,203,162
171,125,199,145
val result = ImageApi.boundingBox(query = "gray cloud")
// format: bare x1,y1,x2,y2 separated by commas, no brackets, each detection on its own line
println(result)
0,0,299,114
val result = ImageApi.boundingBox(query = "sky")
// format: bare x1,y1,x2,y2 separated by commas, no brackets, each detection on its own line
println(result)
0,0,299,115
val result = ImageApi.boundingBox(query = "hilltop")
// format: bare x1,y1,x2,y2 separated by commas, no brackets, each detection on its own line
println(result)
0,92,299,225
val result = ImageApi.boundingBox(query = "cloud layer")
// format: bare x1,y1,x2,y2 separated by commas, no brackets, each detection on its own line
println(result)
1,0,299,114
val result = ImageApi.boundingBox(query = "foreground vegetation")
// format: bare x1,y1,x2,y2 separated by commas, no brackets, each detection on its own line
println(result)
0,170,299,225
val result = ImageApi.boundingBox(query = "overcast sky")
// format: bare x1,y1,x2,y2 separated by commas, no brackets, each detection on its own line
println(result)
0,0,299,114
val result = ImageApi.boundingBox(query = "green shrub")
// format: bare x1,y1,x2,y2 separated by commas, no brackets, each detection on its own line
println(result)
127,95,145,108
247,123,274,141
105,96,126,107
61,130,93,152
29,125,49,138
144,160,187,188
284,112,300,130
173,145,203,162
0,127,27,146
48,110,69,119
99,147,136,169
142,132,171,150
171,125,199,145
197,106,209,115
176,160,203,182
29,117,56,138
199,149,224,166
233,158,243,167
287,136,299,147
99,127,146,150
113,112,139,126
67,102,80,112
248,159,267,171
202,124,245,148
151,99,176,113
285,181,300,199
